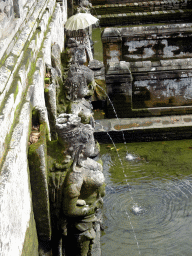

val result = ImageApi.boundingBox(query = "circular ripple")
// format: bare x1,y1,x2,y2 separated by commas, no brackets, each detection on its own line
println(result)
101,154,192,255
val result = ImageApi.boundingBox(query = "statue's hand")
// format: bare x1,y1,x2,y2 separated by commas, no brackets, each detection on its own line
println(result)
82,205,90,215
94,197,103,210
81,198,103,216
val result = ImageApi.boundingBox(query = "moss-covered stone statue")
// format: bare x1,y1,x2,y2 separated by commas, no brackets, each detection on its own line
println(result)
53,114,105,256
60,64,95,124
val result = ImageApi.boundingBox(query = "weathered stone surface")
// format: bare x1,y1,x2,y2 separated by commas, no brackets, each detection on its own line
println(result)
0,0,15,40
28,127,52,243
0,102,39,256
51,43,62,77
88,59,104,70
0,1,67,255
106,61,131,74
68,64,95,84
102,24,192,63
45,83,57,139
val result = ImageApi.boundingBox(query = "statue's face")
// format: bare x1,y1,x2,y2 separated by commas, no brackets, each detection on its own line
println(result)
77,75,88,99
65,74,88,100
82,130,95,157
56,115,99,159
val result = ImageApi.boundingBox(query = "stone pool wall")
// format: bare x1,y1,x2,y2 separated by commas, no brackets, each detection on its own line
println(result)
102,25,192,118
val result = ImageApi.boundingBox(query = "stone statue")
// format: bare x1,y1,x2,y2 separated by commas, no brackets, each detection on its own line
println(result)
80,0,92,8
63,65,95,124
55,114,105,256
66,36,93,65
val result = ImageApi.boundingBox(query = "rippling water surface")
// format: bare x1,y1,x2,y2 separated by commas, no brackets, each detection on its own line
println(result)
100,140,192,256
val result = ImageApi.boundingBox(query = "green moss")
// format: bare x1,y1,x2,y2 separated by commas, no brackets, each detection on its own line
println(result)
100,139,192,183
92,28,104,62
47,140,72,173
14,84,19,101
32,108,40,127
21,207,39,256
28,123,48,157
78,111,91,124
56,78,69,115
21,159,39,256
93,80,107,101
44,77,51,84
27,62,37,86
28,123,52,242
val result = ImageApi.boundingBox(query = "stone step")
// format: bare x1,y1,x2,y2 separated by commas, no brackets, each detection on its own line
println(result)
92,0,191,15
91,0,190,5
97,9,192,26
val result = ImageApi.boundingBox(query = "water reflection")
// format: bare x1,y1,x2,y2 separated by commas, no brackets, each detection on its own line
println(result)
100,141,192,256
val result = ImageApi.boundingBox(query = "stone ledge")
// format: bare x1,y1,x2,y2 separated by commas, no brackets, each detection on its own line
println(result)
95,114,192,133
129,58,192,72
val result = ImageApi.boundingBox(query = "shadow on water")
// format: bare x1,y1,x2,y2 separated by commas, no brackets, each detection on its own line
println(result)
100,140,192,256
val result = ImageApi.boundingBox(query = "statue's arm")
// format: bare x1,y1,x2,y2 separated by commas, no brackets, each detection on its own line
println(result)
64,196,99,217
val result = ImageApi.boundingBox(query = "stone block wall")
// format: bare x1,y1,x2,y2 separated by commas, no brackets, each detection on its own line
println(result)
121,24,192,62
0,0,67,255
102,25,192,118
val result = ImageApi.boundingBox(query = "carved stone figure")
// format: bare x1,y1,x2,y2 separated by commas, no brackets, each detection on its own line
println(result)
66,36,93,65
79,0,92,8
64,73,89,101
63,65,95,123
68,64,94,86
56,114,99,158
55,114,105,256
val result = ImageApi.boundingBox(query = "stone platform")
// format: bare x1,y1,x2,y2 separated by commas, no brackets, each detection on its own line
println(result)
94,114,192,143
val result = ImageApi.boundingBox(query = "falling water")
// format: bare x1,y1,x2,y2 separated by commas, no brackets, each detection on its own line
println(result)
95,119,141,255
96,84,127,145
95,84,143,254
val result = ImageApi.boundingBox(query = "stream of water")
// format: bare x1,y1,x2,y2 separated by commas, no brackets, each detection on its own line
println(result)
100,140,192,256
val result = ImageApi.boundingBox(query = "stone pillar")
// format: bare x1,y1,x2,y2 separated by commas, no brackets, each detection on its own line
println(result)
102,27,122,69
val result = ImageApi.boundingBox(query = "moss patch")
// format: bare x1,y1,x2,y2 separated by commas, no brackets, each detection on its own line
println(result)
100,139,192,183
28,123,51,241
93,80,107,101
92,28,104,62
21,209,39,256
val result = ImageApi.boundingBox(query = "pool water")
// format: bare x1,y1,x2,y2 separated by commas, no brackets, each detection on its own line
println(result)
100,140,192,256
